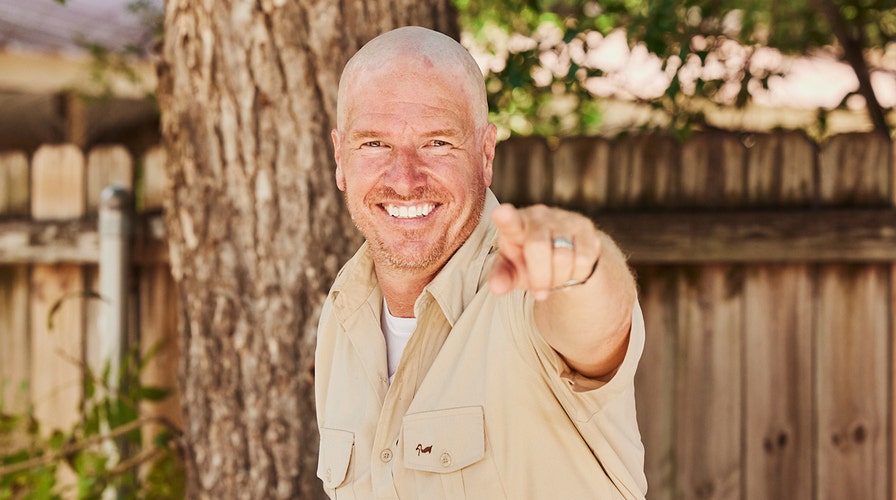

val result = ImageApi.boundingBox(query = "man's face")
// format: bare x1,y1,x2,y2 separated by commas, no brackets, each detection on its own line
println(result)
332,60,496,276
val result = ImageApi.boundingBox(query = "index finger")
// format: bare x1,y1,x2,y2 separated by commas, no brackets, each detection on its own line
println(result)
491,203,526,246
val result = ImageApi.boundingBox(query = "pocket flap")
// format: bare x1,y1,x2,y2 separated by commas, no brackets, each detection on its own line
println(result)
402,406,485,473
317,428,354,489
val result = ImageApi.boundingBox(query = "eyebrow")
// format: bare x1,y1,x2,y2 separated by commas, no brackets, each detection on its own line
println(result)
347,127,464,143
423,128,464,139
347,130,381,144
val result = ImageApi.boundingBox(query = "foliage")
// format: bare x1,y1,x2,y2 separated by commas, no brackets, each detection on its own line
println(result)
63,0,164,100
457,0,896,138
0,346,184,499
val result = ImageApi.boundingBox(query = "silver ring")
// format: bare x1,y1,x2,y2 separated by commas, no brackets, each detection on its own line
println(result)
551,236,574,250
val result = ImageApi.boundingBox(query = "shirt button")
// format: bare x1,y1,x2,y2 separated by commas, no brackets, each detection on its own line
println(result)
380,449,393,462
325,467,332,482
440,452,451,467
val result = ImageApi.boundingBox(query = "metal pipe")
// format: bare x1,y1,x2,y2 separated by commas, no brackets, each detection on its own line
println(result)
98,185,132,499
98,185,132,388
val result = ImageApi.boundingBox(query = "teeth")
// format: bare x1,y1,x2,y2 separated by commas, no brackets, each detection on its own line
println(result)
385,203,435,219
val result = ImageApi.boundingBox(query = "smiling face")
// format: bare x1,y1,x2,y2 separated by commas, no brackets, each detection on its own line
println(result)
333,52,496,278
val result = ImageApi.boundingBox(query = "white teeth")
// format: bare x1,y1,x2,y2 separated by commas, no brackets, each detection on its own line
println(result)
385,203,435,219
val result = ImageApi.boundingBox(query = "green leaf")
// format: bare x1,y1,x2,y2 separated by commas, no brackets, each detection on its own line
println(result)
136,386,173,402
48,430,67,450
47,290,106,331
83,375,95,401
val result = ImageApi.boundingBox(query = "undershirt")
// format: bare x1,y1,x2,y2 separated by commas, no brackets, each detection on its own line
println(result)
381,299,416,381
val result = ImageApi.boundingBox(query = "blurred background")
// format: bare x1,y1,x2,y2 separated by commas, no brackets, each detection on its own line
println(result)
1,0,895,498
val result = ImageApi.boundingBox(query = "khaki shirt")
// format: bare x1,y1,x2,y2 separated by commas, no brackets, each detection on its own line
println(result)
315,191,647,499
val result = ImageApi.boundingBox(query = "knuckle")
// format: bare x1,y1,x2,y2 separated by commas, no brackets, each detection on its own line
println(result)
574,253,596,269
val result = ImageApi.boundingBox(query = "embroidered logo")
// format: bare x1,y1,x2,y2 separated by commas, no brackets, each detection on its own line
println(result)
415,444,433,456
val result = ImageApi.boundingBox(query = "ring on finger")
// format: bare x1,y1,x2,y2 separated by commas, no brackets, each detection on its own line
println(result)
551,236,574,251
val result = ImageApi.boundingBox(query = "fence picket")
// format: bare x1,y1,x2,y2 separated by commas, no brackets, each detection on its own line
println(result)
141,146,167,212
675,265,743,500
0,265,29,414
634,266,678,500
86,145,134,215
816,265,889,500
680,132,746,208
83,265,103,385
29,143,86,440
609,134,680,209
31,144,85,220
818,132,890,206
744,265,813,499
139,264,183,448
552,138,588,206
0,151,29,216
29,264,83,434
492,138,551,205
579,138,610,209
746,132,816,206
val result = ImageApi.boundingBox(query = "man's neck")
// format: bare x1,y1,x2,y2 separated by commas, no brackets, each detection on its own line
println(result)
375,264,438,318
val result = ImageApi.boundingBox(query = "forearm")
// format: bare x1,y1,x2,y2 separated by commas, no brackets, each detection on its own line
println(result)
534,231,636,379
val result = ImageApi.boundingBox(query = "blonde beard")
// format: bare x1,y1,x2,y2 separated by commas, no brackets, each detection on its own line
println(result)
349,188,486,273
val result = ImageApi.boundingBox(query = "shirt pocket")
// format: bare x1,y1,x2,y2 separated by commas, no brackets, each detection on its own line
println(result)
317,428,354,496
402,406,485,473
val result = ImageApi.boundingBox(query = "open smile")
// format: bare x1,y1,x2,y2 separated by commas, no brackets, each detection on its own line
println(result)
382,202,438,219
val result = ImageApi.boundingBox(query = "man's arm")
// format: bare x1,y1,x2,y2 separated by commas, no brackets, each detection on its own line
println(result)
489,203,637,380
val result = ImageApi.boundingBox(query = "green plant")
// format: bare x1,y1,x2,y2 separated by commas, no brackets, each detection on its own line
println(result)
0,345,184,499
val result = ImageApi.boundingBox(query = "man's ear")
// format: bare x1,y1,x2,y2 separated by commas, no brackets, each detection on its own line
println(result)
481,124,497,187
332,129,346,191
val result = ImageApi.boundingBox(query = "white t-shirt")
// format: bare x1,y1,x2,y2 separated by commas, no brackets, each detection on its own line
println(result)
381,299,416,381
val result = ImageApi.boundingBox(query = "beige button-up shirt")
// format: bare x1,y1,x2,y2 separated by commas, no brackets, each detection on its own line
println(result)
315,191,647,499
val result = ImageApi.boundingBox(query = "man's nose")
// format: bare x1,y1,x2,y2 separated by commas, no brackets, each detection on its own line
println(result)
384,147,426,194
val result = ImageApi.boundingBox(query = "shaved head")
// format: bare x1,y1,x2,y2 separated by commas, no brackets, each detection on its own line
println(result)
336,26,488,130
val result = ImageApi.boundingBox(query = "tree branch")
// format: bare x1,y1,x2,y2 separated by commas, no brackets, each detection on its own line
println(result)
0,416,181,478
811,0,891,138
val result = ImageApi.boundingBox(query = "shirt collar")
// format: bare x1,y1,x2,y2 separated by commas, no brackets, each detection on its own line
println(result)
419,190,498,326
330,189,499,326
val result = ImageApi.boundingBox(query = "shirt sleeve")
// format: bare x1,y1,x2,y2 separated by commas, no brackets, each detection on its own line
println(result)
504,291,646,418
503,292,649,498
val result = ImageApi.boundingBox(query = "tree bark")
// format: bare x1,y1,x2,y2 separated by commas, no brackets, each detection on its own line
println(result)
156,2,457,498
811,0,891,138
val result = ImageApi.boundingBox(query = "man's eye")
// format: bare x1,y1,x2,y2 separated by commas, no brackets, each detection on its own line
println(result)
430,140,450,147
362,141,385,148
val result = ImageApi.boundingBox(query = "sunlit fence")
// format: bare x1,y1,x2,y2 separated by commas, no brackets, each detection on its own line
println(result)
0,144,180,464
2,131,894,499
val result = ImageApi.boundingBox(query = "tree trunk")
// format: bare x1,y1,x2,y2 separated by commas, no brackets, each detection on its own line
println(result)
156,2,457,498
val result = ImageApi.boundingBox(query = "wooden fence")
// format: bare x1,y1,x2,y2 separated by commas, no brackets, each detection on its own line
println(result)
0,144,180,451
1,131,894,499
493,131,895,500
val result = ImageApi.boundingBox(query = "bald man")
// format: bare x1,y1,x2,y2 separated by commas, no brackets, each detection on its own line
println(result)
315,26,647,499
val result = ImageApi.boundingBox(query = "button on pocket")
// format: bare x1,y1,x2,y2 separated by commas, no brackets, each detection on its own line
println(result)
402,406,485,474
317,428,354,489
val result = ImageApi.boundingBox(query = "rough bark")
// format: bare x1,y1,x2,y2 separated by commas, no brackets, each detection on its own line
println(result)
156,1,457,498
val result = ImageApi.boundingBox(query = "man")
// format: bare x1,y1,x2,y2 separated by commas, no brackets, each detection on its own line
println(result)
315,26,647,499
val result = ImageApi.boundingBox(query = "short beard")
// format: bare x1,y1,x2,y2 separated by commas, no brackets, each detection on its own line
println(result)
346,186,486,273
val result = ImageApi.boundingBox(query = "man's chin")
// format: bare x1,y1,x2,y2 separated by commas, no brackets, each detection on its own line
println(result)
373,242,442,272
385,252,437,271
